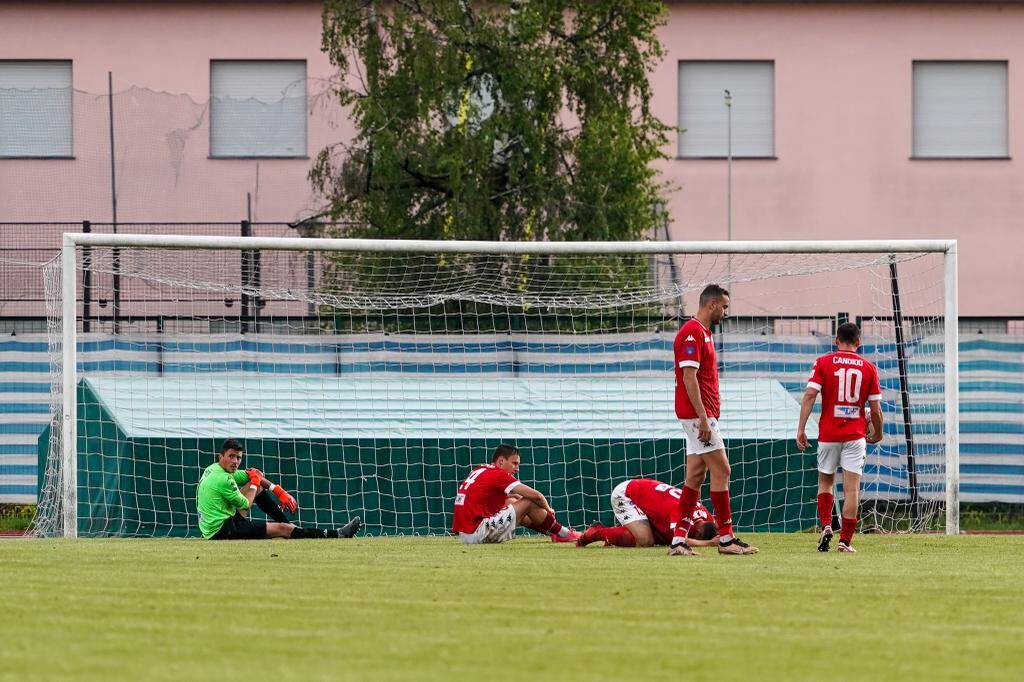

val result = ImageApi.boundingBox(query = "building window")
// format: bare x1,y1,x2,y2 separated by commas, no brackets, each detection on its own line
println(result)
210,60,307,158
678,61,774,158
0,60,72,158
913,61,1008,158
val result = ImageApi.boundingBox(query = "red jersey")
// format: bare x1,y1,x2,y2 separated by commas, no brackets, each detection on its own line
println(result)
808,350,882,443
451,464,521,534
674,318,720,419
625,478,712,544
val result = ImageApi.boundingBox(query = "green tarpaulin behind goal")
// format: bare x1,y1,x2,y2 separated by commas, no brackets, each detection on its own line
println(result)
39,376,818,537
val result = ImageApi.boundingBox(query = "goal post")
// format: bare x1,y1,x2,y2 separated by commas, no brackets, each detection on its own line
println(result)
46,233,959,539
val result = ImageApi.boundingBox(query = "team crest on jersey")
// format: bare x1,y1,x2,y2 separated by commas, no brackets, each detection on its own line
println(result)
686,346,696,355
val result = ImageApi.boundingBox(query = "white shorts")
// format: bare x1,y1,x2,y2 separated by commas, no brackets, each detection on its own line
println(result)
458,505,517,544
680,418,726,455
817,439,867,476
610,481,648,526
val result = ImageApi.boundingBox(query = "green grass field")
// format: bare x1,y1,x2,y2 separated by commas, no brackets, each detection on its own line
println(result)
3,534,1023,681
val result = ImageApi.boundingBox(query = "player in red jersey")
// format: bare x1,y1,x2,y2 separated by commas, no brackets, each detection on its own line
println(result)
796,322,883,553
452,443,580,544
576,478,720,548
669,284,758,556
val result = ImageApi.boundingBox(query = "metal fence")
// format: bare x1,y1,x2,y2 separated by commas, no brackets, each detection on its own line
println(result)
0,221,356,322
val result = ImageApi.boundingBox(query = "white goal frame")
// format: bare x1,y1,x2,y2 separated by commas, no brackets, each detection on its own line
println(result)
58,234,960,537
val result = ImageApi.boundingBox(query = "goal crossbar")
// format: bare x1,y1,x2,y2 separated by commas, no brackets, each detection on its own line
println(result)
63,233,956,255
55,235,960,538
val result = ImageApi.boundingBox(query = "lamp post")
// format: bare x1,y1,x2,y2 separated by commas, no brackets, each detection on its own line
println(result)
724,89,733,242
722,89,734,371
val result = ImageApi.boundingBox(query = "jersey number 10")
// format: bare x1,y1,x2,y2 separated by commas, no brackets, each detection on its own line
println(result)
833,367,863,403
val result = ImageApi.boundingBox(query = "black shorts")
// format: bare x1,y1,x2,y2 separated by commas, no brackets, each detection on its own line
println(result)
210,512,268,540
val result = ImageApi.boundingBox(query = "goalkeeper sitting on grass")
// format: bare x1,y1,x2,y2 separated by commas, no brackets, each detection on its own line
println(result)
197,438,362,540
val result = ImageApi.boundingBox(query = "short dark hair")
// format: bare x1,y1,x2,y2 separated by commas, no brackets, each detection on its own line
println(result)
491,443,519,463
699,284,730,308
220,438,244,455
692,520,718,541
836,322,862,346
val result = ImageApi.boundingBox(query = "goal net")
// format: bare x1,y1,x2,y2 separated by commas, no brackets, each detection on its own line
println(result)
34,236,958,538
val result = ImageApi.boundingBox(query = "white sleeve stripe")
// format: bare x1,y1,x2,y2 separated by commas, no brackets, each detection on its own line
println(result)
806,381,822,391
678,360,700,369
504,482,521,494
868,394,882,401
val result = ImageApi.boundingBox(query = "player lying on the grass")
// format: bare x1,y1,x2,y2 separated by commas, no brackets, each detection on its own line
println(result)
452,443,581,544
670,284,757,556
576,478,720,548
796,322,883,553
197,438,362,541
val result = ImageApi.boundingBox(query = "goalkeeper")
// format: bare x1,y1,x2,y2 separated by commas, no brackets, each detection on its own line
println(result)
197,438,362,540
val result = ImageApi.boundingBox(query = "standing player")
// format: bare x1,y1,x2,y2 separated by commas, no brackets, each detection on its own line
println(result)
669,284,758,556
576,478,720,548
452,443,580,544
796,322,883,553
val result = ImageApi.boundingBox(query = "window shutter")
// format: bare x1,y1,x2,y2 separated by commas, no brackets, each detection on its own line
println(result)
210,60,307,158
678,61,774,158
0,61,73,157
913,61,1007,158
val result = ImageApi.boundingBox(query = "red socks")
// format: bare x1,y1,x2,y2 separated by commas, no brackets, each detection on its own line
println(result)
537,511,562,536
672,485,700,541
817,492,834,529
600,526,636,547
840,516,857,545
709,489,734,539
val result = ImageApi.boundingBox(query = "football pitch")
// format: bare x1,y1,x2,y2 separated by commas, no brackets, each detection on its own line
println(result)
2,534,1023,681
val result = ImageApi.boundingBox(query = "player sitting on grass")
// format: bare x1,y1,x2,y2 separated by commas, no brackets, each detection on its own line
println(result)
576,478,720,548
796,322,883,553
452,443,581,544
197,438,362,541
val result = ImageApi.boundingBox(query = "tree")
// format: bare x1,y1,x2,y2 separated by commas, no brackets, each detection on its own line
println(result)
314,0,673,242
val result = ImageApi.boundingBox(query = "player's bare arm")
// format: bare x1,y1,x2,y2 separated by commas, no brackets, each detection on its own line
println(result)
681,366,711,442
238,479,259,516
866,398,884,444
796,386,819,451
683,535,719,547
513,483,552,513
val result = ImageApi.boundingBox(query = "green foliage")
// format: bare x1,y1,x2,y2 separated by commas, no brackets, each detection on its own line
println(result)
960,503,1024,531
314,0,672,242
0,504,33,533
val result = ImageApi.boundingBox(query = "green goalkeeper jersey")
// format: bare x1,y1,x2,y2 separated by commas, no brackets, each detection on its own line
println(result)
196,463,251,539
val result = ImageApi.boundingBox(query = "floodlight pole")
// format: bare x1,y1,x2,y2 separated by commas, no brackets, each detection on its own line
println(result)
107,72,121,334
723,89,734,372
725,89,733,243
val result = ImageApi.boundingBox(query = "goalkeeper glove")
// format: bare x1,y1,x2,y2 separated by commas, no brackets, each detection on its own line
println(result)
272,485,298,513
245,468,265,487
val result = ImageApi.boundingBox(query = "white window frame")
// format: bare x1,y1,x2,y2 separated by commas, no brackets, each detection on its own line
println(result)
912,60,1009,160
0,59,73,159
677,60,775,159
209,59,308,159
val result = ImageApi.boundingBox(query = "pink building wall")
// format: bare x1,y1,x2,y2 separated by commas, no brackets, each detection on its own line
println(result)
0,1,346,224
0,1,1020,315
655,2,1022,317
